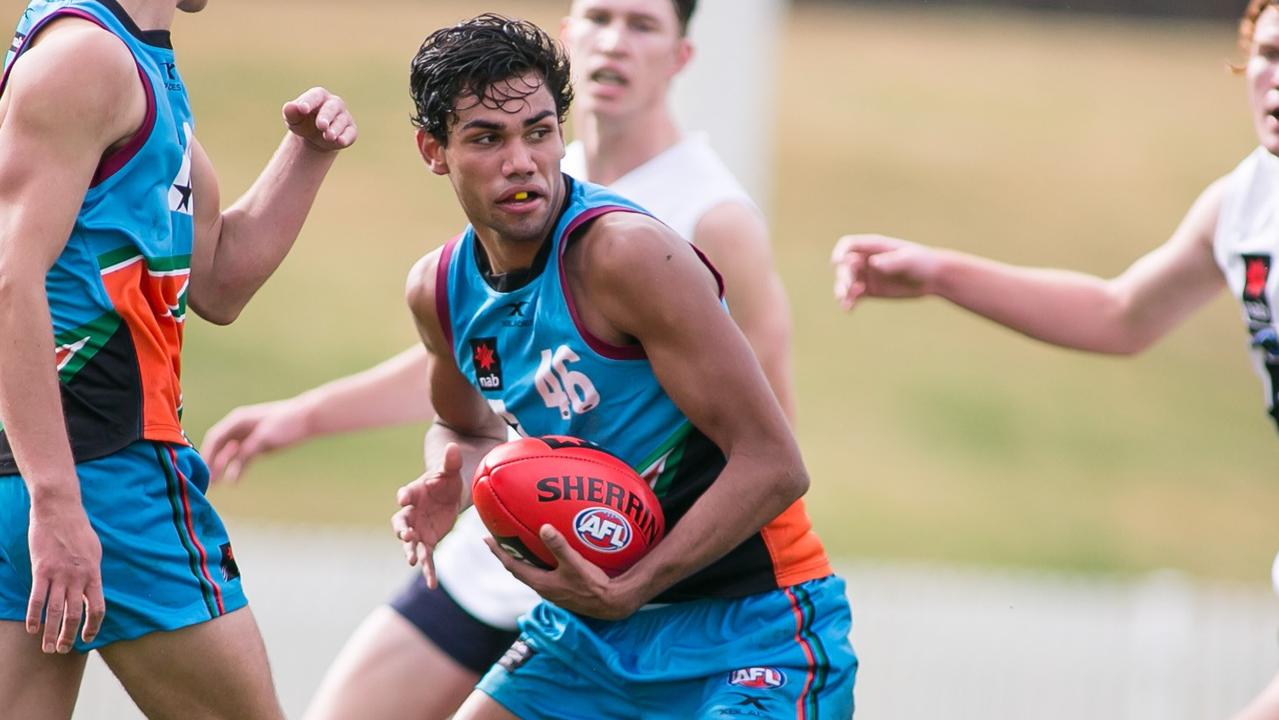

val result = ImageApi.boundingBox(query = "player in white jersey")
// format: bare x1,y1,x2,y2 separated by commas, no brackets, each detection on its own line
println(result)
831,2,1279,717
200,2,793,719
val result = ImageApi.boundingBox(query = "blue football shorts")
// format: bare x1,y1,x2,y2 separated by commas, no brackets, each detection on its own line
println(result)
478,575,857,719
0,441,247,651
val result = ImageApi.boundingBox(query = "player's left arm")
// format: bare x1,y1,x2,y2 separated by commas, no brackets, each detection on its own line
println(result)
187,87,356,325
492,215,806,619
692,201,796,424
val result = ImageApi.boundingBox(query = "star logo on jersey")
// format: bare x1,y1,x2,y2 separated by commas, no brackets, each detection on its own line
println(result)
169,123,194,215
469,338,503,391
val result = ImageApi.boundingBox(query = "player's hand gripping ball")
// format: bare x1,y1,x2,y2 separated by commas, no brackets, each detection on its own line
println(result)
472,436,665,577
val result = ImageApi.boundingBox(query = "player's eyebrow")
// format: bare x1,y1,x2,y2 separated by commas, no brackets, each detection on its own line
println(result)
523,110,555,127
461,119,506,132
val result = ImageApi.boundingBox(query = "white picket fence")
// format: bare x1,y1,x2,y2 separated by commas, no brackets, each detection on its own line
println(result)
71,524,1279,719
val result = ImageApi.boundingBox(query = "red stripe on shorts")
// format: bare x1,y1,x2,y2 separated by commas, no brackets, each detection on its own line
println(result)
167,446,225,615
786,587,818,720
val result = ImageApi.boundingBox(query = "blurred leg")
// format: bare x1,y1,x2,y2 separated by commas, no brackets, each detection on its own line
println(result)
98,606,284,720
304,606,479,720
0,621,88,720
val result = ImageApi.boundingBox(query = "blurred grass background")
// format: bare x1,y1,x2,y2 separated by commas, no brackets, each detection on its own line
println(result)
13,0,1275,581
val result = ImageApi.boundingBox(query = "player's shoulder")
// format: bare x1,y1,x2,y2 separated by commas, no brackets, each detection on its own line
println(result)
14,16,136,91
575,211,688,276
693,199,766,247
405,244,449,315
6,18,138,130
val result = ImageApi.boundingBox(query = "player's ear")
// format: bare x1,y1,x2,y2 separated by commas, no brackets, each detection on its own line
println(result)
672,37,694,76
417,129,449,176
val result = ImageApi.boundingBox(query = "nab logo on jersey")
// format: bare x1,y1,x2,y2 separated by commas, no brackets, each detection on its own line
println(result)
573,507,631,553
728,667,787,689
470,338,503,391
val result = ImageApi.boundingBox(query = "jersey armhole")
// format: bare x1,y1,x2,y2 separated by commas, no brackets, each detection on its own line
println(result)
0,9,157,189
434,235,461,355
558,206,649,361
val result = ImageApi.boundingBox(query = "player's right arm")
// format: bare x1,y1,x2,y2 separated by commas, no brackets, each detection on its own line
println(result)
202,344,432,483
391,249,507,587
0,20,147,653
831,178,1228,355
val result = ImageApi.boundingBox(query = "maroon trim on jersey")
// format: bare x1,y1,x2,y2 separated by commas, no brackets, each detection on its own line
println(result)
91,60,156,188
0,9,157,189
435,236,461,354
558,207,727,360
559,206,649,360
689,243,726,300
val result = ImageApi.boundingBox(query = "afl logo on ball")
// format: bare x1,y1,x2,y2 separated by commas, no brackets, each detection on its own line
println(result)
573,507,632,553
728,667,787,689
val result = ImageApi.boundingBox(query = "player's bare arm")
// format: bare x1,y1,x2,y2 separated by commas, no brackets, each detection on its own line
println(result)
832,177,1227,354
203,344,432,483
692,201,796,423
489,213,807,619
187,87,357,325
0,20,145,654
393,250,507,587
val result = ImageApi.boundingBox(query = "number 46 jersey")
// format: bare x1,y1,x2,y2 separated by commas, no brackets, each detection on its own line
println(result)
435,175,832,603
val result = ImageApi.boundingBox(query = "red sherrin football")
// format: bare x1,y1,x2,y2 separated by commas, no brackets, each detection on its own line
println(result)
471,436,665,577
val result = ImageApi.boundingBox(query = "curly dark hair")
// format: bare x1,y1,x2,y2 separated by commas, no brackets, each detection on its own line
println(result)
410,14,574,145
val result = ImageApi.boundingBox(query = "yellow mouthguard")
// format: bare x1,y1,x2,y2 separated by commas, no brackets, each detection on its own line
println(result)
514,192,529,201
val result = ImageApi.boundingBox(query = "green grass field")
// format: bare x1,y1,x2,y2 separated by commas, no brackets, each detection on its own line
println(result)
13,0,1275,580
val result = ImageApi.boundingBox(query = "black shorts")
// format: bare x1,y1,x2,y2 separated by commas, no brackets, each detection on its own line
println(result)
387,573,520,675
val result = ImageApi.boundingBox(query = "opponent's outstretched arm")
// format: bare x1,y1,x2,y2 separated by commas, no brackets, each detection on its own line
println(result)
203,344,431,483
489,213,806,619
188,87,357,325
0,21,145,654
832,178,1228,355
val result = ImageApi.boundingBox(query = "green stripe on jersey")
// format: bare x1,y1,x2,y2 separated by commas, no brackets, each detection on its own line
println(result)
635,422,693,498
54,312,122,383
97,247,191,273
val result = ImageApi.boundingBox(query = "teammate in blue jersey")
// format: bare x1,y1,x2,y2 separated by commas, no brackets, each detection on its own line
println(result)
0,0,355,718
392,15,854,719
201,2,800,719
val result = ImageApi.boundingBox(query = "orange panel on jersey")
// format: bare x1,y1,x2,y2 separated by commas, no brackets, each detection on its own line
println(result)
99,256,187,444
761,499,834,589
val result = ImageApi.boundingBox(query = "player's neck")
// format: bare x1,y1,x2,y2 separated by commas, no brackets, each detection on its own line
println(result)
115,0,177,31
577,104,681,186
472,176,568,275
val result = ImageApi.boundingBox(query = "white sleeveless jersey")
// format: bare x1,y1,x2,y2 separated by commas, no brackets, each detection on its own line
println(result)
433,133,759,629
1213,145,1279,429
562,132,759,241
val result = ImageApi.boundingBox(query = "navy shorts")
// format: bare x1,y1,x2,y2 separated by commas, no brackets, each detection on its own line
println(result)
388,573,519,674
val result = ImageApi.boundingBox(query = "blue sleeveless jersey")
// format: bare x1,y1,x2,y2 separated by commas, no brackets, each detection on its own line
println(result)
0,0,195,472
437,176,833,602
